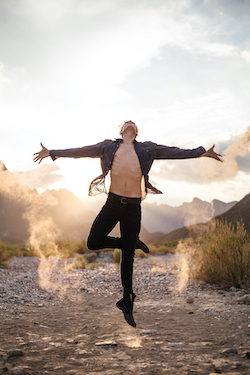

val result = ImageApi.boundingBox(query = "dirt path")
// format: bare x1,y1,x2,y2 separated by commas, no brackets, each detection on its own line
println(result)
1,256,250,374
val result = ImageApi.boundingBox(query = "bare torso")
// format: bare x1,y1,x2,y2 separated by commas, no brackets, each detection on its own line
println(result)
110,142,142,198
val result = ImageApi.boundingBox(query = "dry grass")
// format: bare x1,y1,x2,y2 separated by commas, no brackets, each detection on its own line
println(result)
29,239,89,259
56,240,88,258
113,248,121,264
73,255,87,269
186,221,250,288
0,241,34,265
151,265,167,274
147,240,178,255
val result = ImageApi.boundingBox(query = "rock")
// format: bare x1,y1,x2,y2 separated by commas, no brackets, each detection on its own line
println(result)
230,286,237,292
222,348,238,354
13,370,22,375
95,340,117,347
186,296,194,304
3,363,13,371
168,342,185,347
83,253,97,263
7,349,23,357
235,290,243,297
206,354,213,358
143,329,152,334
242,352,250,359
237,294,250,305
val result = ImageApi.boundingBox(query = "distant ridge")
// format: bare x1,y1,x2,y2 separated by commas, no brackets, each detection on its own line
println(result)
142,197,237,234
216,193,250,233
0,161,7,171
144,193,250,243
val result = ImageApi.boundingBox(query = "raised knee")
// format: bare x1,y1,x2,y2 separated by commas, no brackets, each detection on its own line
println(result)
87,237,100,251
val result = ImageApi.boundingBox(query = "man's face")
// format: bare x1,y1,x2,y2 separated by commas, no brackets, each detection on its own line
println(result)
122,120,137,137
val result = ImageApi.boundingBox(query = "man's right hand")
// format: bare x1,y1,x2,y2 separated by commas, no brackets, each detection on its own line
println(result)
33,143,50,164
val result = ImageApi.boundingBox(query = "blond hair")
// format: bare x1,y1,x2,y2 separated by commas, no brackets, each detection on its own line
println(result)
118,121,139,137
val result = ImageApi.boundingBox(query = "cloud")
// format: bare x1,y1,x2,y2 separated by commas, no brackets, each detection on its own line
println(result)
0,62,11,89
13,164,64,190
241,48,250,63
150,126,250,185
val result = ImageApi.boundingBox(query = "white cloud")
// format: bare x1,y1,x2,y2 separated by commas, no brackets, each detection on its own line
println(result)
0,62,11,88
1,0,250,206
241,48,250,63
13,164,64,190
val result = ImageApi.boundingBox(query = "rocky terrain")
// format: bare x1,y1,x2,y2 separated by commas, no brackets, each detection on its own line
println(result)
1,253,250,375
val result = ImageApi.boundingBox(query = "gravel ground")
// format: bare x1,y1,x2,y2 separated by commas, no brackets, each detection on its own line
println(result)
1,253,250,374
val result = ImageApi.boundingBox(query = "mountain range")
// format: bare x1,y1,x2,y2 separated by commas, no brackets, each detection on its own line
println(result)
151,193,250,242
0,160,244,245
142,198,236,233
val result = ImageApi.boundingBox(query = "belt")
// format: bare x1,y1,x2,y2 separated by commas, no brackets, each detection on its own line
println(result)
109,192,141,205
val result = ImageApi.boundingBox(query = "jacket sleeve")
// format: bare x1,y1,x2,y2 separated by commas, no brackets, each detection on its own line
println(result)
153,142,206,160
49,140,109,161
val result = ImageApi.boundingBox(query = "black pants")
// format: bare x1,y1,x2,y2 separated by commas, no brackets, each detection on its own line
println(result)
87,192,141,294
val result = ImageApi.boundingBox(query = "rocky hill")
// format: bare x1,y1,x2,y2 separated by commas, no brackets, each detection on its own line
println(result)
216,192,250,233
145,193,250,243
142,197,236,234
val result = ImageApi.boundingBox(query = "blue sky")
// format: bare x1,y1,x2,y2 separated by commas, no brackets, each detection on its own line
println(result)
1,0,250,207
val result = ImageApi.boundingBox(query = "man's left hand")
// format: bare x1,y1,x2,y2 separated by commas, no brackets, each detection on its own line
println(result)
200,145,223,162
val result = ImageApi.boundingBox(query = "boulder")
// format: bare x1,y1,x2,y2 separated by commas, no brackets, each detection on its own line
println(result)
237,294,250,305
83,253,98,263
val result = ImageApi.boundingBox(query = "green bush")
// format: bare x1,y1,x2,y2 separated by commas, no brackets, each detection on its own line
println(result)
189,221,250,288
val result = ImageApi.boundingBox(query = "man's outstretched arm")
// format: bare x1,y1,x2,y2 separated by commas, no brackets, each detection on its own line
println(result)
199,145,223,162
33,143,50,164
33,140,110,164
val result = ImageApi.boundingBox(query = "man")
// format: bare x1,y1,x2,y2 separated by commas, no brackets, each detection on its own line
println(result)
34,120,222,327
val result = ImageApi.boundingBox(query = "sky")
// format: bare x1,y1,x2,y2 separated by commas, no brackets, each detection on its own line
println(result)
1,0,250,208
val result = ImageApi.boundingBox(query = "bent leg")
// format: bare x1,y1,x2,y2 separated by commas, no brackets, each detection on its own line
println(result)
87,198,120,251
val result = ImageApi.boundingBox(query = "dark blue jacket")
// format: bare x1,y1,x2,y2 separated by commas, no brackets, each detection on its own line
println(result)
50,139,205,196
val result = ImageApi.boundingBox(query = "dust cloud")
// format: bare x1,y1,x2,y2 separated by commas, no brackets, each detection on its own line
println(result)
201,125,250,181
0,166,73,294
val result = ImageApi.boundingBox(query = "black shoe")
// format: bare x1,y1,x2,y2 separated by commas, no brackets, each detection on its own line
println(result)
136,238,149,253
116,293,136,327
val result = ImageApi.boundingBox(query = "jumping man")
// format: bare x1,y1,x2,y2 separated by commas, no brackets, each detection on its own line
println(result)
34,120,222,327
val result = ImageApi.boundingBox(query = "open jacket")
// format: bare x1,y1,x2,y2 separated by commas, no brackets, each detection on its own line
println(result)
50,139,206,197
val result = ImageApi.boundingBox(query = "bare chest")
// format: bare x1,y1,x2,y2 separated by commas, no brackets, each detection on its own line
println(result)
112,144,141,174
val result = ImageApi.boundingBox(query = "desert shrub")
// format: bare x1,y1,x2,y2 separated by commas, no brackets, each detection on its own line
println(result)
0,241,12,265
74,255,87,269
189,221,250,288
0,242,34,264
113,248,121,263
56,240,88,258
147,241,179,255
